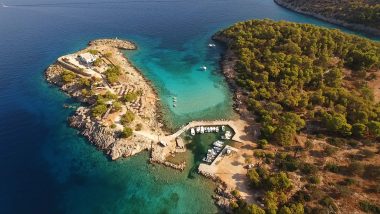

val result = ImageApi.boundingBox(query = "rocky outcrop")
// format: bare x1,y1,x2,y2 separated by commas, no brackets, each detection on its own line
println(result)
89,39,137,50
274,0,380,37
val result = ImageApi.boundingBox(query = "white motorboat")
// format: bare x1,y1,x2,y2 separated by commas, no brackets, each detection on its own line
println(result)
190,128,195,136
225,131,232,139
208,43,216,47
222,126,226,131
200,65,207,71
200,126,205,134
196,126,200,133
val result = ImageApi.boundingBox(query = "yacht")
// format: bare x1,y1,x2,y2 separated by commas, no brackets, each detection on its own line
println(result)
225,131,232,139
190,128,195,136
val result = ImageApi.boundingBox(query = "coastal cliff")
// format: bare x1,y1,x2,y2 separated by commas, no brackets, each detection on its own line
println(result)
274,0,380,37
45,39,180,164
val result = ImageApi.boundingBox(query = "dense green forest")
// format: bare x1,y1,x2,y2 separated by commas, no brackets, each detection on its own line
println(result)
276,0,380,30
217,19,380,213
218,19,380,145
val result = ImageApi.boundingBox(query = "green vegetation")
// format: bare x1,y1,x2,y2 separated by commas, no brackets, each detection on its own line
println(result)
218,19,380,213
124,91,139,102
93,58,102,67
120,111,135,125
61,70,77,84
104,66,121,84
121,127,133,138
112,101,122,112
218,19,380,145
91,103,108,118
277,0,380,31
135,123,143,131
359,200,380,214
88,49,99,55
91,92,117,118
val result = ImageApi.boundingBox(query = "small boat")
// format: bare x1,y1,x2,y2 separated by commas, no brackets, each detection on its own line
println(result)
200,126,205,134
216,127,219,132
222,125,226,131
190,128,195,136
208,43,216,47
200,65,207,71
173,103,176,108
196,127,200,133
225,131,232,139
213,141,224,147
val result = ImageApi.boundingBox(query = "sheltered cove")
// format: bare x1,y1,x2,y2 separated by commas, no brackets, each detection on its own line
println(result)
45,39,259,207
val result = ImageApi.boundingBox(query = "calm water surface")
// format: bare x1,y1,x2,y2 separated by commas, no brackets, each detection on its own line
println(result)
0,0,377,213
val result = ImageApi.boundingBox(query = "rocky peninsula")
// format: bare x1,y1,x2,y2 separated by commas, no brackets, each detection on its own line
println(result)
45,38,185,169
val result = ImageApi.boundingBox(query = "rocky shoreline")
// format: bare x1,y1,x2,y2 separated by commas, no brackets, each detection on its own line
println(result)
274,0,380,37
45,38,182,168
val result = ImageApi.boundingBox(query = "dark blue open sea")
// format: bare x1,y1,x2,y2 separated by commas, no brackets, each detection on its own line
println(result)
0,0,377,213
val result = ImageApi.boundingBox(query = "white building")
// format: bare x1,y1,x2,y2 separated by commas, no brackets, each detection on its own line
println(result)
78,52,97,65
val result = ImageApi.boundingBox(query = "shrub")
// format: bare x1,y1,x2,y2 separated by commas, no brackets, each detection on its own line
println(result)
265,172,292,191
124,92,139,102
352,123,367,138
325,163,341,173
319,196,338,212
327,137,346,148
364,165,380,181
112,101,122,112
323,145,338,156
359,200,380,214
93,58,102,66
292,190,311,203
120,111,135,125
347,161,365,176
121,127,133,138
91,103,107,118
308,175,321,184
304,139,314,150
104,66,121,84
368,121,380,138
257,139,268,149
300,163,318,175
61,70,76,83
247,204,265,214
341,178,357,186
88,49,98,55
135,123,143,131
335,184,352,198
247,169,261,188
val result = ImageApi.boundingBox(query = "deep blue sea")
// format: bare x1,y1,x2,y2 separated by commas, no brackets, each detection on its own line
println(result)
0,0,378,213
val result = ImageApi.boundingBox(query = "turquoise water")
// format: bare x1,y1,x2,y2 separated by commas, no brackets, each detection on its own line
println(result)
0,0,379,213
126,35,234,129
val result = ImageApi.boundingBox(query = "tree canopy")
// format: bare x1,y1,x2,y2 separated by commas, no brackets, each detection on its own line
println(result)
217,19,380,144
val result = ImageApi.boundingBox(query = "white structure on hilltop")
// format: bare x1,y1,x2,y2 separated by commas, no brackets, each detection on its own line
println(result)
78,52,97,65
